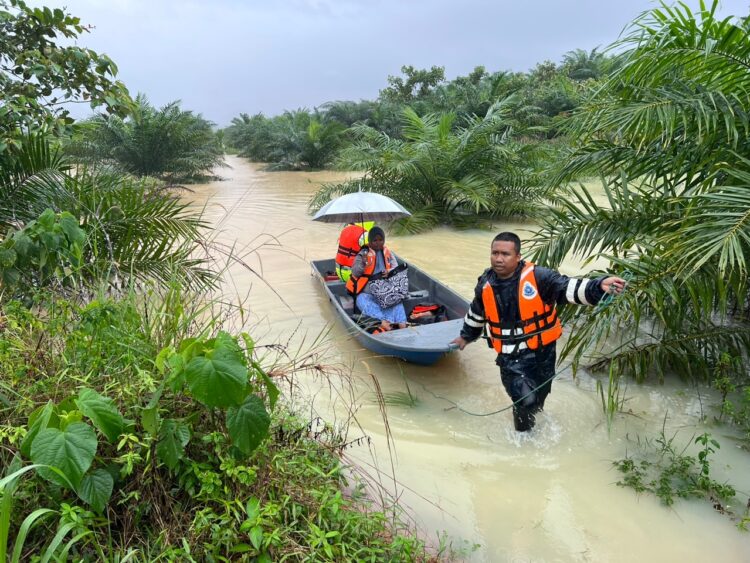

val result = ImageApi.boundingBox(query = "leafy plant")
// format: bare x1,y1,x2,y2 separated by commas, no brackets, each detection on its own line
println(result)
152,331,277,467
531,1,750,396
0,208,85,298
0,0,132,153
224,109,344,170
0,134,216,291
613,431,741,523
68,94,226,182
311,98,552,233
20,388,132,512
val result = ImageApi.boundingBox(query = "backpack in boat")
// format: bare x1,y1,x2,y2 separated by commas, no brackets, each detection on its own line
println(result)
408,303,447,325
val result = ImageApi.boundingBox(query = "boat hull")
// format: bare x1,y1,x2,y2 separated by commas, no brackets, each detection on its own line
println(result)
311,256,470,365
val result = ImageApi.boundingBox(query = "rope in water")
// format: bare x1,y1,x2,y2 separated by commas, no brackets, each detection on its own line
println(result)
414,370,559,416
416,271,633,417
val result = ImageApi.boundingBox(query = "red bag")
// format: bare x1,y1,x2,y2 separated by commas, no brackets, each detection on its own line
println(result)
408,303,447,324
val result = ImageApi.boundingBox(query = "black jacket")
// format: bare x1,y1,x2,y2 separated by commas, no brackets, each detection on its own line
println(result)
459,260,608,344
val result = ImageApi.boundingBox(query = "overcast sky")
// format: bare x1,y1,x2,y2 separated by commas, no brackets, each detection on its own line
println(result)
30,0,750,127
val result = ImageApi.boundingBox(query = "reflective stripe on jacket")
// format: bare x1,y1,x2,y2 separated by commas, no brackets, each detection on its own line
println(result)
335,224,367,269
481,262,562,354
345,247,394,295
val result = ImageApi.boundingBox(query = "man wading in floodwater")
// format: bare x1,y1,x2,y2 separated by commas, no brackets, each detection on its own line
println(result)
451,232,626,431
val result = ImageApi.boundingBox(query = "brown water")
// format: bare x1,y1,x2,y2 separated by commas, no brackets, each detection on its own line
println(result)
191,156,750,562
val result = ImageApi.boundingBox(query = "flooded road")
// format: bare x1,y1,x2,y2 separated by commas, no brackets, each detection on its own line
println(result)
190,156,750,562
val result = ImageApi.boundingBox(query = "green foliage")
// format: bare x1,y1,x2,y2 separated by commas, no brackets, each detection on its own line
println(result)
68,94,225,182
560,48,622,81
1,459,63,563
226,395,272,455
0,0,132,152
156,419,190,470
531,0,750,392
226,52,615,171
0,134,216,291
613,431,744,525
713,353,750,441
0,290,439,560
380,65,446,103
0,208,85,298
224,109,344,170
182,332,252,408
156,330,273,463
311,98,552,232
76,387,131,443
30,422,97,489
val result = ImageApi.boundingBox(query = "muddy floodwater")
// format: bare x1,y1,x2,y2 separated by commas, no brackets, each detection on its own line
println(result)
189,156,750,562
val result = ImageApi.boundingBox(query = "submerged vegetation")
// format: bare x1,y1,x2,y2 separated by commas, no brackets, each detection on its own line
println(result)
614,429,750,530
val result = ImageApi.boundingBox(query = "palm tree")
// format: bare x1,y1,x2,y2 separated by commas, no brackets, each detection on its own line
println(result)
267,110,345,170
225,110,344,169
70,95,225,183
531,0,750,382
561,48,607,80
1,135,215,291
310,97,552,232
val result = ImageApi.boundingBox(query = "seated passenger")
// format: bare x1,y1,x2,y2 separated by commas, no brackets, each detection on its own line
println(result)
335,221,373,282
345,226,407,331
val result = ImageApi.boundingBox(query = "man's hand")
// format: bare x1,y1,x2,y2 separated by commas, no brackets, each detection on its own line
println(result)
601,276,627,295
451,336,469,350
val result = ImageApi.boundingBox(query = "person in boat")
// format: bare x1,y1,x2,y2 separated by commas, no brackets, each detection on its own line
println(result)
346,226,408,331
335,221,374,282
451,232,627,432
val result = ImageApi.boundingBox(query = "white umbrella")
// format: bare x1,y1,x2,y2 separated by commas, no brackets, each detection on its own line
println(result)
312,191,411,223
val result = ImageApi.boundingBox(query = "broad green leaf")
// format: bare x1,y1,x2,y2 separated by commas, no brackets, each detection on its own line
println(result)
30,422,97,489
246,497,260,522
156,419,190,470
76,388,126,443
77,469,113,513
141,407,159,436
226,395,270,455
185,334,248,408
154,346,174,374
249,526,263,550
59,212,85,245
20,401,57,458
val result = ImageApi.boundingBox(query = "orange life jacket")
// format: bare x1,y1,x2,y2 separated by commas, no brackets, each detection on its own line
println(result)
345,247,394,295
335,224,367,269
481,262,562,354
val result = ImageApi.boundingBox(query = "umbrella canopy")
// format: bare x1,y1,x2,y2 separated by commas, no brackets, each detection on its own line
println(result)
312,191,411,223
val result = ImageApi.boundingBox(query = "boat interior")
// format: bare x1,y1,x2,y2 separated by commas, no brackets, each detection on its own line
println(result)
314,259,465,323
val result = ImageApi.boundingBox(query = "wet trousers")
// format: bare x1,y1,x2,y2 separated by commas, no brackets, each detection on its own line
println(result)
496,343,556,428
